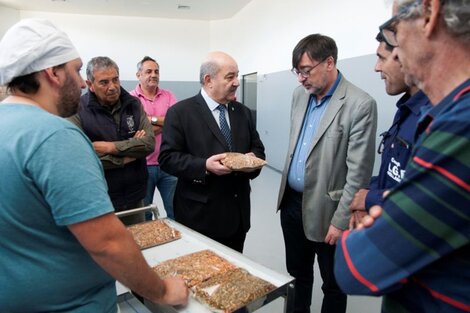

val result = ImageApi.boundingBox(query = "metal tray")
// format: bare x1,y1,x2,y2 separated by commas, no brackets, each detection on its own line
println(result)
117,218,294,313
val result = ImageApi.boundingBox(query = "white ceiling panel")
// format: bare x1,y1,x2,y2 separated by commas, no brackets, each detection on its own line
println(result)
0,0,253,20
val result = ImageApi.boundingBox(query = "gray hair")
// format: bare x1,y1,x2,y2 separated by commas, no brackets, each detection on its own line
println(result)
136,56,159,72
396,0,470,42
86,56,119,82
199,60,219,85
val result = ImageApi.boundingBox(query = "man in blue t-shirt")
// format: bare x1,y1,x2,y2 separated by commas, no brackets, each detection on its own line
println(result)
348,32,430,228
0,19,188,313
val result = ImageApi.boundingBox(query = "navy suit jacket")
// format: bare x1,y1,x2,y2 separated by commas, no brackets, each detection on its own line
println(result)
159,92,265,238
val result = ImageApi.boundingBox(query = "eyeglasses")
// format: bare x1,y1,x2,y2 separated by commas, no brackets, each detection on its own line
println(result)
291,57,329,78
379,1,420,47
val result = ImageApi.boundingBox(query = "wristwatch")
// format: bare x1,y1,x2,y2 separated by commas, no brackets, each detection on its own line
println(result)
150,116,158,125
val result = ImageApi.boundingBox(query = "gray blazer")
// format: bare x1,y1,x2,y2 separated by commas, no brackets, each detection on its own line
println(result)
277,76,377,242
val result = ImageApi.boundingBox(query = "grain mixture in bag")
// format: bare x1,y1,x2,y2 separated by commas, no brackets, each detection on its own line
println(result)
127,219,181,249
152,250,237,287
220,152,267,171
192,268,276,312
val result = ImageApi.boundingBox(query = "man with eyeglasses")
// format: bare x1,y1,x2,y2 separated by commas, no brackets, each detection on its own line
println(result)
348,33,430,228
335,0,470,312
277,33,377,313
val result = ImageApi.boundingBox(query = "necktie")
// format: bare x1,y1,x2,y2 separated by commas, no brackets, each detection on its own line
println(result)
217,104,232,151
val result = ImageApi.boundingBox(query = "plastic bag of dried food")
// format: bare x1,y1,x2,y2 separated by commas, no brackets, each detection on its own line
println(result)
152,250,237,287
220,152,267,172
127,219,181,249
192,268,276,312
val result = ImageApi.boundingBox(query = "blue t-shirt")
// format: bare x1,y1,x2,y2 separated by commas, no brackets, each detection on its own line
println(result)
0,104,116,312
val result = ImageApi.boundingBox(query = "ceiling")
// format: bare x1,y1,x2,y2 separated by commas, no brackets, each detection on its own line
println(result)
0,0,253,20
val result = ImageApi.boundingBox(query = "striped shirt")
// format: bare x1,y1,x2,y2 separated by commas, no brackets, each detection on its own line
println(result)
334,79,470,313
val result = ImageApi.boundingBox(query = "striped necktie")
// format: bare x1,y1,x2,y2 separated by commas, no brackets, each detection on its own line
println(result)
217,104,232,151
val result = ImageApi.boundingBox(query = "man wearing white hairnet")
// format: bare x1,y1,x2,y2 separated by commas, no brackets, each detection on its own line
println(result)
0,18,188,312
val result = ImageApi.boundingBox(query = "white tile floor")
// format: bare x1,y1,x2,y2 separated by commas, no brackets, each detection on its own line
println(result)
153,166,382,313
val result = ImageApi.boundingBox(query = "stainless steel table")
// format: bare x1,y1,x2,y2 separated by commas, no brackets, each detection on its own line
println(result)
117,215,294,313
118,293,152,313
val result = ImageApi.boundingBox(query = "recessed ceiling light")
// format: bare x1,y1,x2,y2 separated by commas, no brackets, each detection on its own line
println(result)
177,5,190,10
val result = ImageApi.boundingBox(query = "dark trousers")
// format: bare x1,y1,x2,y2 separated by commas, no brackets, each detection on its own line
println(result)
116,200,145,226
212,224,247,253
280,186,346,313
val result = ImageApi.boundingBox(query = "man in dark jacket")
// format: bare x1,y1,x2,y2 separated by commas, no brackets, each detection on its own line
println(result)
348,33,430,227
159,51,265,252
68,56,154,225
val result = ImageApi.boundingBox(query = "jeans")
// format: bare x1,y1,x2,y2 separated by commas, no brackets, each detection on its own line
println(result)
144,165,177,220
280,186,347,313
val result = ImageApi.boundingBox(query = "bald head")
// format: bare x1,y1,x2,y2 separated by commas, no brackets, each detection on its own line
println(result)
206,51,237,65
199,51,238,85
200,51,239,104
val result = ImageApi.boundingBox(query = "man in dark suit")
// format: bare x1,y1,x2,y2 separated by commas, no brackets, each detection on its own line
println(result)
159,51,265,253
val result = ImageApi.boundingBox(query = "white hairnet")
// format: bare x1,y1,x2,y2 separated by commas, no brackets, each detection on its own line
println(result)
0,18,80,85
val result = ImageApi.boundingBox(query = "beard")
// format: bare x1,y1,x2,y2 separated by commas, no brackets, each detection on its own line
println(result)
57,75,82,118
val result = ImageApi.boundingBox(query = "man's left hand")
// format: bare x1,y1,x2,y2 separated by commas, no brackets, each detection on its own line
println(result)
356,205,383,230
153,125,163,135
324,224,343,245
349,188,369,212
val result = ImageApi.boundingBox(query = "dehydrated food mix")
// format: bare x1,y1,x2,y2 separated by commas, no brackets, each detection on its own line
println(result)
152,249,277,312
192,268,276,312
127,219,181,249
152,250,237,287
220,152,267,171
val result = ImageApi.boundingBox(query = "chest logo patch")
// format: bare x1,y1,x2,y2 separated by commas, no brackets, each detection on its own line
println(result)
387,157,406,183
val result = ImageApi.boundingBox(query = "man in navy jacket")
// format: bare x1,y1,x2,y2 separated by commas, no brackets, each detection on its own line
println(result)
348,32,429,227
68,56,155,225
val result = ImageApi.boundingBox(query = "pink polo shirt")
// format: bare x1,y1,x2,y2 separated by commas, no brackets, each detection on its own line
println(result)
130,84,177,165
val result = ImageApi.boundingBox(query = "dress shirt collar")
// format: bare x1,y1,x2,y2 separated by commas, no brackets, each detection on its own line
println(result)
310,71,342,105
201,88,227,112
397,90,430,116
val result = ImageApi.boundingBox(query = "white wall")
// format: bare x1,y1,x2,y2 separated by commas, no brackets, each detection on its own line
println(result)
0,5,19,35
15,10,210,81
2,0,394,80
210,0,393,76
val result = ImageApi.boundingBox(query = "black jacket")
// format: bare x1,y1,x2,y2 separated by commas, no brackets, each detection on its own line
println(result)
159,92,265,238
78,88,148,209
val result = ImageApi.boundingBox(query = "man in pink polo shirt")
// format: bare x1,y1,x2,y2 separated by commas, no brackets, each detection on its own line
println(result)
131,56,177,219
